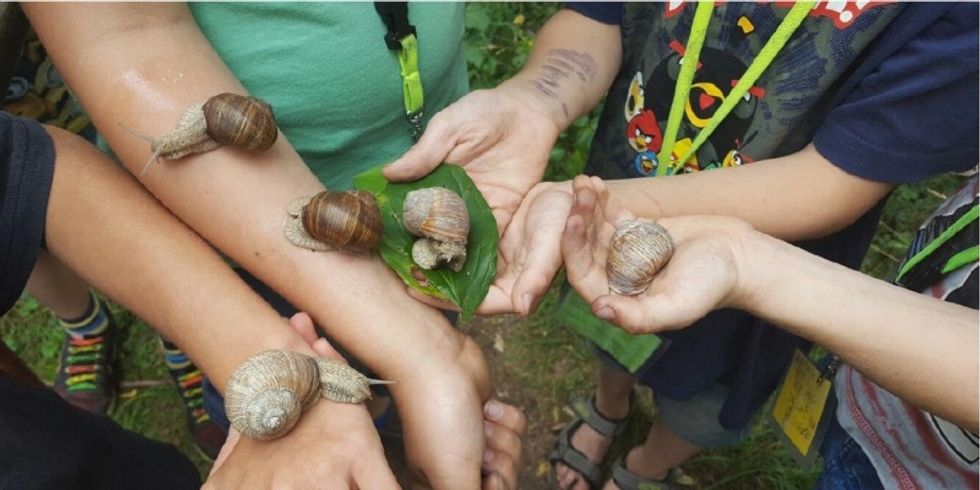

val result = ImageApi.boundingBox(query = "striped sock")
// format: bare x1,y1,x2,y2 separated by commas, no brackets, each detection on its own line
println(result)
58,292,109,339
160,338,210,425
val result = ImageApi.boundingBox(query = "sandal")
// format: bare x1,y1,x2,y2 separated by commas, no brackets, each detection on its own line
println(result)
549,392,636,489
608,458,673,490
609,458,696,490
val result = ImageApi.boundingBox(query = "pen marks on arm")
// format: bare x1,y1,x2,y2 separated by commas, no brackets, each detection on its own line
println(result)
529,49,597,119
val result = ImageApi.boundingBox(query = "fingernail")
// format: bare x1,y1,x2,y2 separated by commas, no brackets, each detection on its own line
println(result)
484,400,504,420
483,448,495,465
595,306,615,321
521,293,533,315
484,422,493,438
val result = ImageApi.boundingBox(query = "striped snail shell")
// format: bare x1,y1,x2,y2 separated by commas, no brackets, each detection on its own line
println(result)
298,191,382,255
403,188,469,271
133,92,279,176
403,188,470,245
606,220,674,296
224,350,391,441
202,93,278,151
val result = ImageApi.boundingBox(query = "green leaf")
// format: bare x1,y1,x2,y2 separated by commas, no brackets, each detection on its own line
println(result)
354,165,498,320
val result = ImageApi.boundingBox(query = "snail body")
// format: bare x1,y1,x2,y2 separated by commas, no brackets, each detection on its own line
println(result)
284,190,383,255
134,93,278,175
606,220,674,296
403,188,470,271
224,350,391,440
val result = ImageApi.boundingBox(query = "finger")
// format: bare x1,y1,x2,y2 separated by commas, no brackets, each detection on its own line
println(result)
288,311,318,346
561,213,606,301
476,285,519,316
484,422,523,464
383,116,455,182
484,399,527,435
511,238,563,316
481,451,518,490
592,293,693,335
312,338,341,359
481,471,508,490
208,428,240,477
406,287,461,312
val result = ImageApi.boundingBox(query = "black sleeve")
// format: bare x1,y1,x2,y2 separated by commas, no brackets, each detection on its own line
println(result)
0,112,55,315
564,2,623,26
813,3,979,183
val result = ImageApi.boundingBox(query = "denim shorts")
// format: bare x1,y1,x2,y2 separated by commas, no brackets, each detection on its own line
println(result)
594,346,748,448
814,414,883,490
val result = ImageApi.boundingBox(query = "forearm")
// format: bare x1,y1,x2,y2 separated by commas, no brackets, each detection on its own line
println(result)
503,8,621,131
26,4,473,383
42,127,310,392
737,231,978,429
605,145,894,241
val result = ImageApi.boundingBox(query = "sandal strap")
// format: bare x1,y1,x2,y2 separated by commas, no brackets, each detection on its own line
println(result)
549,418,603,488
571,391,635,439
610,458,672,490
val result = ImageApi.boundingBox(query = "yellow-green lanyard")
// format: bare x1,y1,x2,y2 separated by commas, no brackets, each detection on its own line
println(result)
656,1,815,176
375,2,425,142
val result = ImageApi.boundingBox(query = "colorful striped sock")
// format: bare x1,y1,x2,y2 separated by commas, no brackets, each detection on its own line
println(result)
57,292,109,339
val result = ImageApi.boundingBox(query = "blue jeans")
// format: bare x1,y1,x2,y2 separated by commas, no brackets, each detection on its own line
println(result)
815,414,883,490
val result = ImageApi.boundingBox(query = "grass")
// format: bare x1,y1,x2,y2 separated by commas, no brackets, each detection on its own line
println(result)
1,3,969,488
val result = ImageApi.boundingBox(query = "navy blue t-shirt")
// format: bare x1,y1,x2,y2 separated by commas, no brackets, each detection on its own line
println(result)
564,2,978,429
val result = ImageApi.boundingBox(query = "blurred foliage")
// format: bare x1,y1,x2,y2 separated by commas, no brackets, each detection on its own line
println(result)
464,3,600,182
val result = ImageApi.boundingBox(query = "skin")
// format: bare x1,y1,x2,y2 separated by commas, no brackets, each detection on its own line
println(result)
384,8,893,489
39,126,398,488
25,252,92,320
563,176,979,432
24,4,521,488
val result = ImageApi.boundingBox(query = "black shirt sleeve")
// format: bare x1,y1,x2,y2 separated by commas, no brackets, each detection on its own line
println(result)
0,112,55,316
814,3,979,183
564,2,624,26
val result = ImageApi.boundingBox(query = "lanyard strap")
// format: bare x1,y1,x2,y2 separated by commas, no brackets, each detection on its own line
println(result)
375,2,425,141
657,1,815,175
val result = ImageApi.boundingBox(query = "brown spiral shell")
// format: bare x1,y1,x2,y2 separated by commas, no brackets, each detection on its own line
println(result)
606,220,674,296
202,93,278,151
301,190,382,254
402,187,470,245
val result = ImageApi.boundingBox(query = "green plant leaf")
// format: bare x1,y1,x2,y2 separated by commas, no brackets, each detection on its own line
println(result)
354,165,498,320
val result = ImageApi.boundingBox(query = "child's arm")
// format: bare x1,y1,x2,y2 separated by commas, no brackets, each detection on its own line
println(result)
42,125,398,488
562,176,978,431
25,4,490,487
605,144,894,241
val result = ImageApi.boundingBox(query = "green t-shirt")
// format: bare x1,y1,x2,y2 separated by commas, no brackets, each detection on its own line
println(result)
189,3,469,189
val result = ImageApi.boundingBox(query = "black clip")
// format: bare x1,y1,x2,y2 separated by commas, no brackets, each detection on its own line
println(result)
375,2,417,51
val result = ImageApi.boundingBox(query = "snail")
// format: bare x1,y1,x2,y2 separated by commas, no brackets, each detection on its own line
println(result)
224,350,392,440
606,219,674,296
125,93,278,176
403,187,470,272
283,190,383,255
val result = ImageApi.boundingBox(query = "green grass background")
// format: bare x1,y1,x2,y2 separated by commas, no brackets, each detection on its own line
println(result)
1,4,967,488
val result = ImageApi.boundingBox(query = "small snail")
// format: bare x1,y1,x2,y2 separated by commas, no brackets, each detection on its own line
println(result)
126,93,278,176
403,187,470,272
283,190,383,255
224,350,392,440
606,219,674,296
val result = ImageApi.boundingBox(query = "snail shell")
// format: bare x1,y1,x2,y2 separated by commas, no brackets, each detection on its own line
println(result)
203,93,278,151
225,350,393,440
224,350,322,440
284,191,383,255
412,237,467,272
134,93,278,176
403,188,470,245
606,220,674,296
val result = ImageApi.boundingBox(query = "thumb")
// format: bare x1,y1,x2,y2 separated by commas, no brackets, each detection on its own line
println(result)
591,293,695,335
383,117,455,182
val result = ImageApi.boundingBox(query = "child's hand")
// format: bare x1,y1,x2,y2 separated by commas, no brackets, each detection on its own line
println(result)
205,312,398,490
562,175,757,334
